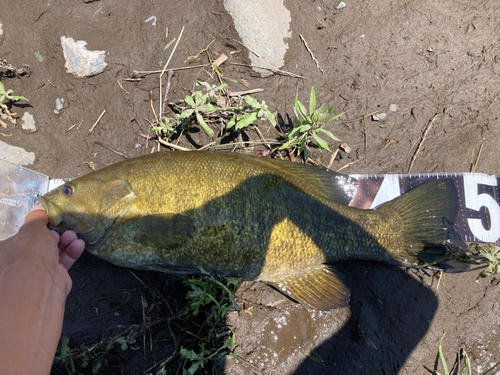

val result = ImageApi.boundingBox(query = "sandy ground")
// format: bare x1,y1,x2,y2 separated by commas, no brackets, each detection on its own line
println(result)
1,0,500,373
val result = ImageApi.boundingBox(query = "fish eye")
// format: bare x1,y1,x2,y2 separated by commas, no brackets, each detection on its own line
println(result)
62,185,74,196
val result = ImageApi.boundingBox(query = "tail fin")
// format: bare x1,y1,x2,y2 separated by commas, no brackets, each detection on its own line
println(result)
378,179,471,272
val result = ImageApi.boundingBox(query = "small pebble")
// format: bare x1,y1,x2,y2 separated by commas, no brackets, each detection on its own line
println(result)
21,112,36,132
340,142,351,153
54,98,66,115
61,36,107,78
372,113,387,122
145,16,157,26
114,312,120,316
337,2,346,9
389,104,399,112
134,143,142,149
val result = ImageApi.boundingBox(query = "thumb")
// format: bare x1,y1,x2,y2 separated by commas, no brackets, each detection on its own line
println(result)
24,206,49,225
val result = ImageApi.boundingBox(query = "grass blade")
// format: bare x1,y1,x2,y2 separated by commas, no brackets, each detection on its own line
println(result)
438,332,449,375
309,87,316,115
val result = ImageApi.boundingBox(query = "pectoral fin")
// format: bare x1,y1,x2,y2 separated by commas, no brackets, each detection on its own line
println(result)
267,264,350,310
87,179,138,246
128,213,194,248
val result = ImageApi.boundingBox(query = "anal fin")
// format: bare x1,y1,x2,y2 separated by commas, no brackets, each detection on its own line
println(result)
267,264,350,310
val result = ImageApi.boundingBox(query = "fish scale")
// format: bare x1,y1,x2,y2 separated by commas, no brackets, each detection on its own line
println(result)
38,151,472,310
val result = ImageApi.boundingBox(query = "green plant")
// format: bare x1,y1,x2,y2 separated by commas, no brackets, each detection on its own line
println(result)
280,87,343,161
436,332,472,375
226,95,276,131
0,81,27,127
476,243,500,279
180,266,241,374
55,330,139,374
180,334,236,375
156,81,276,140
151,117,176,136
177,84,224,137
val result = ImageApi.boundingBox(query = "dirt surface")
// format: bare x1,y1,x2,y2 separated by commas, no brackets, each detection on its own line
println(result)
2,0,500,374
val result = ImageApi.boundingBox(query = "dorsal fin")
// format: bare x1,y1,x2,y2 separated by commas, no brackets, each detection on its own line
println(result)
254,157,358,205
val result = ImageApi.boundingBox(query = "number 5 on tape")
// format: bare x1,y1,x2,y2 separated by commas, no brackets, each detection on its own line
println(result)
463,174,500,242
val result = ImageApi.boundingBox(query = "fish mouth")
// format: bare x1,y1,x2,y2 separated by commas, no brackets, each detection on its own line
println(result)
36,196,65,227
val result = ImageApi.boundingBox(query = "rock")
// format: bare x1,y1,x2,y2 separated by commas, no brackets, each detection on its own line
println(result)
337,2,347,9
340,142,351,153
134,143,142,149
54,98,67,115
0,141,35,165
145,16,157,26
223,0,291,77
21,112,36,132
389,104,399,112
60,36,107,78
372,113,387,122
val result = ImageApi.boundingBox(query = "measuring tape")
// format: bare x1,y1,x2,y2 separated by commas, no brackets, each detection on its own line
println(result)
351,173,500,244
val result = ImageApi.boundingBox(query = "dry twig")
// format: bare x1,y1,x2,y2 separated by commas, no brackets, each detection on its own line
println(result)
230,62,307,79
87,110,106,135
299,34,324,73
336,158,362,172
407,113,438,173
228,88,264,97
470,142,484,172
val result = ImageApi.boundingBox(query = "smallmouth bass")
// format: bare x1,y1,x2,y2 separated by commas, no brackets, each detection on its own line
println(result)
38,152,470,310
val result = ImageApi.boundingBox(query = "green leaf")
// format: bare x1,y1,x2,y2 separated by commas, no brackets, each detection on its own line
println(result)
236,112,258,130
294,97,309,122
217,83,228,91
307,350,324,363
463,349,471,375
279,133,307,150
9,95,28,102
213,64,223,77
265,111,277,126
198,103,215,112
326,112,345,123
227,116,236,129
92,361,102,374
177,109,194,119
309,87,316,115
180,347,200,361
244,95,260,108
438,332,449,375
287,126,302,140
196,112,214,137
317,128,341,141
184,95,195,107
312,131,332,152
187,361,202,375
60,337,71,358
317,105,332,122
279,137,297,150
193,91,203,105
163,38,176,51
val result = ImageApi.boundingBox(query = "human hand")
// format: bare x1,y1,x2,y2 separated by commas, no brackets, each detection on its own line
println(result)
0,205,85,374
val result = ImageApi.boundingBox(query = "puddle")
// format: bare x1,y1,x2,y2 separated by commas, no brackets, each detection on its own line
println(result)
225,284,350,373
